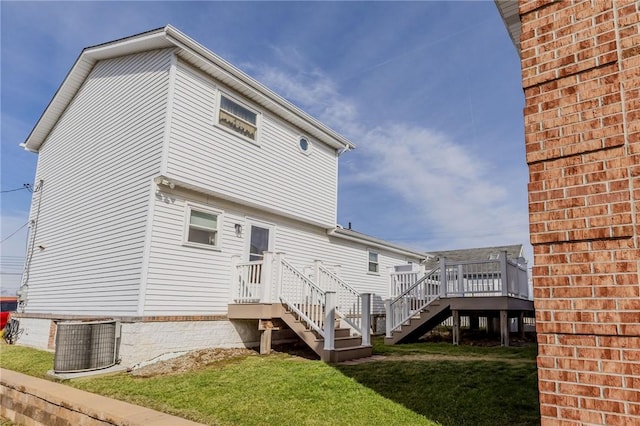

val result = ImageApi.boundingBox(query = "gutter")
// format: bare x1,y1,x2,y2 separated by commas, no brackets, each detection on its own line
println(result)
327,228,429,261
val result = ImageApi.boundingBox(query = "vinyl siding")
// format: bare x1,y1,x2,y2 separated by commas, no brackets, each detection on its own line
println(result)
143,191,418,315
23,49,172,315
166,61,338,227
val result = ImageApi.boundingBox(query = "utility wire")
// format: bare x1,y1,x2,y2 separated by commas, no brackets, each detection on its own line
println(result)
0,187,27,194
0,222,29,244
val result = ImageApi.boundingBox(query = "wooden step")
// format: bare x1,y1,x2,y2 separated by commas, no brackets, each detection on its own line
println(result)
325,345,373,363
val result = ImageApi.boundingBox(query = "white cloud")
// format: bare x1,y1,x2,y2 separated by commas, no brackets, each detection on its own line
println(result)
254,62,531,258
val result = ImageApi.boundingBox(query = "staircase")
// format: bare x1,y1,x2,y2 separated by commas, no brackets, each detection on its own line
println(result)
384,266,447,344
230,252,372,363
384,299,451,344
279,304,372,362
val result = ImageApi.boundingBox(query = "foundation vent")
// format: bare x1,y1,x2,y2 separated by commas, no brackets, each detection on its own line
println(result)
53,320,120,373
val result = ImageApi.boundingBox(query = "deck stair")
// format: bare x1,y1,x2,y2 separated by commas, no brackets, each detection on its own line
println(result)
230,252,372,362
384,299,451,345
279,304,372,362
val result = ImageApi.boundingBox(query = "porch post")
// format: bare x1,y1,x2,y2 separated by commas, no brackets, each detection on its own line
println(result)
324,291,336,352
361,293,371,346
230,255,240,303
457,264,464,296
261,252,274,303
439,257,447,297
499,251,508,296
274,252,284,297
385,299,392,338
500,310,509,347
518,311,525,340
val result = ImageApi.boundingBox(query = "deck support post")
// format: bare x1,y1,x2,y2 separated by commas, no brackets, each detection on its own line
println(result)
259,320,273,355
500,310,509,347
518,311,525,340
361,293,371,346
452,310,460,346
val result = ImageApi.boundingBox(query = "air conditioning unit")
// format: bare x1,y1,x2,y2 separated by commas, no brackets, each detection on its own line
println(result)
54,320,120,373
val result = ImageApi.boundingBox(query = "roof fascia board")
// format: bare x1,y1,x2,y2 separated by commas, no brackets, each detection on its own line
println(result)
327,228,428,261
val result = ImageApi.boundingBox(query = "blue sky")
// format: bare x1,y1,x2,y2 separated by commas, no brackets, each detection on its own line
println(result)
0,1,527,294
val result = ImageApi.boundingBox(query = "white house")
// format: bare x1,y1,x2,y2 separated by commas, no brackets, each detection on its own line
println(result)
15,26,427,367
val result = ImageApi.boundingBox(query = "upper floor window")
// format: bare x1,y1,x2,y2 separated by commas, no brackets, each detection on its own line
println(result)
368,250,379,274
218,94,258,142
185,204,222,249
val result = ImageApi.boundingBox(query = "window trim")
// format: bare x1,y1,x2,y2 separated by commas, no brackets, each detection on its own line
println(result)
298,135,312,155
215,90,261,146
367,249,380,275
183,203,223,250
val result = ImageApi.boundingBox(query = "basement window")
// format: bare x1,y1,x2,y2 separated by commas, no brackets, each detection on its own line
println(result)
217,93,259,142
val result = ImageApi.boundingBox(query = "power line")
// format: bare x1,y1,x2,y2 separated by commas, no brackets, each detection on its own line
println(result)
0,187,27,194
0,222,29,244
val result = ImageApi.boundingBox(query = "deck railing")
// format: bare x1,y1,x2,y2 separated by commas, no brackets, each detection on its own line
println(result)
232,260,264,303
278,257,328,336
314,263,369,342
385,266,441,336
389,251,529,301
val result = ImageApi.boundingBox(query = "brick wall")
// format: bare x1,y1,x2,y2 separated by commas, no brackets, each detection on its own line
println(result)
520,0,640,424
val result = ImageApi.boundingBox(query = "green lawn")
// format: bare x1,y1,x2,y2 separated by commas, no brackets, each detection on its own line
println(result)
0,338,539,426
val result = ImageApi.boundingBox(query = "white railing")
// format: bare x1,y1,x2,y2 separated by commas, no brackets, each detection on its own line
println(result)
315,263,366,338
233,260,264,303
385,267,441,337
389,252,530,301
279,258,328,336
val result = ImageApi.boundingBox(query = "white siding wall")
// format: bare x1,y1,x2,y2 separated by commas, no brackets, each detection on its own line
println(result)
144,190,419,315
166,61,338,227
24,49,172,315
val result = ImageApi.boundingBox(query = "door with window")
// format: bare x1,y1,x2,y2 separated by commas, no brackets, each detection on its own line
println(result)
246,220,275,262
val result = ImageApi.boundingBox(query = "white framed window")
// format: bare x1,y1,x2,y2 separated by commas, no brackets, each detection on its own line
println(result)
184,204,222,249
216,92,260,143
368,249,379,274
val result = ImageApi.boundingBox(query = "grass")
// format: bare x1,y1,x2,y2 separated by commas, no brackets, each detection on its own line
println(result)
0,338,539,426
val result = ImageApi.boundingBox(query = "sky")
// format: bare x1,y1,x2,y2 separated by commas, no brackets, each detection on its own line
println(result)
0,1,528,295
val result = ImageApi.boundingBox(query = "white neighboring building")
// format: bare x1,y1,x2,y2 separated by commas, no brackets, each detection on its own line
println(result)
16,26,426,366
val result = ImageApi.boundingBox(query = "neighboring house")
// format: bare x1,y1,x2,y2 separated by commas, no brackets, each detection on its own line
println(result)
15,26,426,367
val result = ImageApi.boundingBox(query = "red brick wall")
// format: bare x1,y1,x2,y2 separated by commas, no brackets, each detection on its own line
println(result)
520,0,640,424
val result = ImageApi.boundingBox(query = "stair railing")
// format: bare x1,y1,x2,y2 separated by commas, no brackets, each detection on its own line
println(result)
278,257,328,337
232,260,264,303
315,263,365,336
385,266,441,337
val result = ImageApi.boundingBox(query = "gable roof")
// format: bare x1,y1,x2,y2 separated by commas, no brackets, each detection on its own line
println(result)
425,244,525,269
22,25,355,153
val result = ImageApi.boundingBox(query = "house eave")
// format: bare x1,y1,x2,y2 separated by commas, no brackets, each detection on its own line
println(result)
23,25,355,153
494,0,521,55
327,227,429,261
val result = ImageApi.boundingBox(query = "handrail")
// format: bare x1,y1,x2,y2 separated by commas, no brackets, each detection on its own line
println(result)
386,267,441,336
317,265,362,335
279,258,327,337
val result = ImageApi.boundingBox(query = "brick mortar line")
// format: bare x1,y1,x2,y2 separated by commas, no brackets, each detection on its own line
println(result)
522,57,619,91
526,141,627,166
613,1,639,256
530,235,633,247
